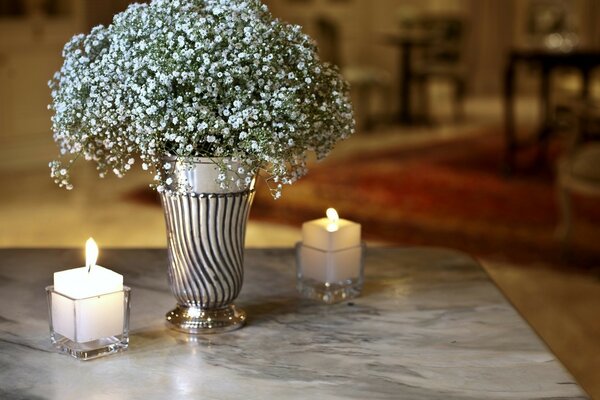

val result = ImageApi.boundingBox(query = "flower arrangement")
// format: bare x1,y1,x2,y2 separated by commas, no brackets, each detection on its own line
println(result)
48,0,354,198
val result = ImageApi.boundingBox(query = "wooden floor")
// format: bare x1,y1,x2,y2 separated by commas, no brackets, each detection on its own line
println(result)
0,96,598,398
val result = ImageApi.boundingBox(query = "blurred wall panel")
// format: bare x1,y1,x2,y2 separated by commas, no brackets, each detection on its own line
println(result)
0,0,81,141
466,0,513,95
0,0,139,142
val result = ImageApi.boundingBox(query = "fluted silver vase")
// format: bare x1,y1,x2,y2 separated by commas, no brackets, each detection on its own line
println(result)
159,158,255,334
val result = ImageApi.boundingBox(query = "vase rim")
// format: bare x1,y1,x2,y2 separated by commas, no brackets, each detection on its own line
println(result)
162,155,255,193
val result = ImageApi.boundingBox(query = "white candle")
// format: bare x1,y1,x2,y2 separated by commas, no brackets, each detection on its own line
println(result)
302,208,361,251
300,209,362,283
51,238,125,343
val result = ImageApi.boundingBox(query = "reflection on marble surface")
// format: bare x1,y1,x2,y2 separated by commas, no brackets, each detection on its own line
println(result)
0,248,587,399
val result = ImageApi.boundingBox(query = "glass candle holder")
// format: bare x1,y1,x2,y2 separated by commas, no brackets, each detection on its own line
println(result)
45,286,131,360
295,242,366,304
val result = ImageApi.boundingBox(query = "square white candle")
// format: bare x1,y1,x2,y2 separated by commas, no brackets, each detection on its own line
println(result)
302,218,361,251
52,266,124,343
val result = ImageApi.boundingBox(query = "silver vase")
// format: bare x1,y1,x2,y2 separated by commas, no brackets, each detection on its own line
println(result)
159,158,255,334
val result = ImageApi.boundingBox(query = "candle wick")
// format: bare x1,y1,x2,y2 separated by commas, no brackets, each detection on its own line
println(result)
87,263,92,273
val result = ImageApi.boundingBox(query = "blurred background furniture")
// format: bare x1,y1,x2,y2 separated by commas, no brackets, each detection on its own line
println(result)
385,31,430,125
315,16,391,131
411,13,468,124
503,49,600,173
385,12,467,125
556,101,600,246
503,0,600,173
523,0,580,52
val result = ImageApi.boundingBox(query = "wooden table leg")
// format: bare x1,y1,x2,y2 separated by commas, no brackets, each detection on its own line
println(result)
399,41,412,123
503,59,516,174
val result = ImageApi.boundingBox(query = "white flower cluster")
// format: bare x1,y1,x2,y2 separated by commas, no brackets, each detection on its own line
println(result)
49,0,354,197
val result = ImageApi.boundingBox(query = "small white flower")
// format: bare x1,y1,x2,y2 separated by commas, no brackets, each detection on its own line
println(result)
47,0,354,199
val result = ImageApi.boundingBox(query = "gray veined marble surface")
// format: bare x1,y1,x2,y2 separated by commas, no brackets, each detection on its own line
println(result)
0,248,588,400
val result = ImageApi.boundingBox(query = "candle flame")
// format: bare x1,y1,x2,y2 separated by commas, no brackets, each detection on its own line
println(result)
326,208,339,223
326,208,339,232
86,237,98,273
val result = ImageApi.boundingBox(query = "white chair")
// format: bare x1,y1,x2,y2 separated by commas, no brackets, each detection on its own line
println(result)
556,103,600,245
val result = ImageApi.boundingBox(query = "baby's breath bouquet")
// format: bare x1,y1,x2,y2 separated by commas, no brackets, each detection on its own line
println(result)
49,0,354,198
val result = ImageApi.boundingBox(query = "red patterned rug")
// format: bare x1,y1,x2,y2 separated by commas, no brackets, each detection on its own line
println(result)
250,132,600,267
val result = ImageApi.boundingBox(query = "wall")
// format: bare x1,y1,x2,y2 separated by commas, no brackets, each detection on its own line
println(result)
0,0,82,142
0,0,130,142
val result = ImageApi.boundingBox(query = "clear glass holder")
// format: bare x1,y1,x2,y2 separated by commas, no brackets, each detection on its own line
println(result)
295,242,366,304
45,286,131,360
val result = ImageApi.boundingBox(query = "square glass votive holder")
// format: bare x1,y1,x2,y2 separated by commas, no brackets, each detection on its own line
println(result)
295,242,366,304
45,286,131,360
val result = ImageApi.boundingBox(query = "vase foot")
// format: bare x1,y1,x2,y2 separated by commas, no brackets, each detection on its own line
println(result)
165,304,246,334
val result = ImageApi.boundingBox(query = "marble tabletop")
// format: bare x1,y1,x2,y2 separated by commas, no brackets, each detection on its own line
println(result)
0,248,587,399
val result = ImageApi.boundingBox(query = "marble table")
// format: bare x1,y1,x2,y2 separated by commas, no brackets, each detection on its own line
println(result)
0,248,587,399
